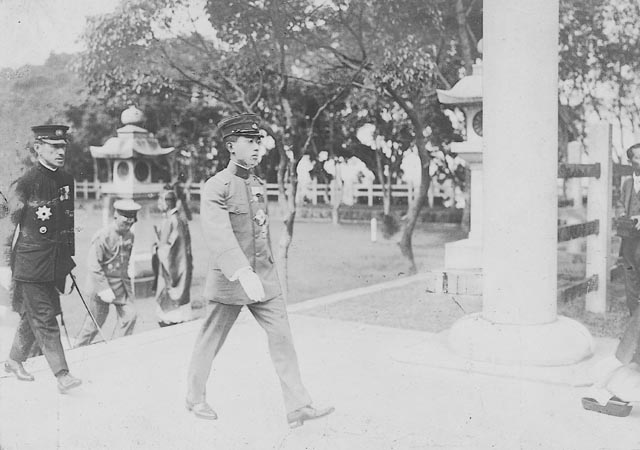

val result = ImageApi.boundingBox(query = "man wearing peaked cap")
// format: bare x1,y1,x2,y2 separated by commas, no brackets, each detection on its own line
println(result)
31,124,70,144
75,199,141,347
1,123,82,393
216,113,262,139
113,199,142,220
185,113,334,427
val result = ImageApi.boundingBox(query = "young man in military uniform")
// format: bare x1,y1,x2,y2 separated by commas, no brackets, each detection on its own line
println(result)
185,113,333,427
2,124,81,393
75,199,141,346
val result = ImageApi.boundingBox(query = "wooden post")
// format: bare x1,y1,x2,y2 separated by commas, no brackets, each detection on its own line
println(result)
311,179,318,205
368,185,373,206
585,123,612,314
565,141,583,254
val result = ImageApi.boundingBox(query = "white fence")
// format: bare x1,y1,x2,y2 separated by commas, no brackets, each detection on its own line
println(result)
75,179,455,207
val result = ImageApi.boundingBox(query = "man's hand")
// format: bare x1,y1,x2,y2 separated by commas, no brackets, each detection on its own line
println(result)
631,215,640,230
97,288,116,303
237,268,265,302
0,266,11,290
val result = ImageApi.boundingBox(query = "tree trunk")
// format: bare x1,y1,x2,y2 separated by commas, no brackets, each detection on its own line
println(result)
398,132,431,274
385,85,432,274
456,0,474,75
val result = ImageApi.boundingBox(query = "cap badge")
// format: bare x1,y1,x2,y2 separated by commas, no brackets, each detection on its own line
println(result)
36,205,52,221
55,129,64,136
251,123,258,130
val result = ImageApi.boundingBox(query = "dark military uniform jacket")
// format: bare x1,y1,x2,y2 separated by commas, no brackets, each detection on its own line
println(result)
2,163,75,284
202,161,281,305
86,225,134,304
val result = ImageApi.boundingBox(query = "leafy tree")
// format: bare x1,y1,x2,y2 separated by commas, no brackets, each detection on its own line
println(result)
297,0,478,272
559,0,640,151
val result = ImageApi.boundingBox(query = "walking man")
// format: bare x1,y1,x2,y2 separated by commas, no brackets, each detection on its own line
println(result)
185,113,334,427
2,124,81,393
75,199,141,346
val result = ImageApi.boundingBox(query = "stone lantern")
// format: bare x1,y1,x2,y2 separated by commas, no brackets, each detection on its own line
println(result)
436,46,483,271
90,106,176,224
91,106,175,198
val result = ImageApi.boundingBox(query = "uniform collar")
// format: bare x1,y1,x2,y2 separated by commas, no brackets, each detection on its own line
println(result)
228,160,251,179
36,161,59,177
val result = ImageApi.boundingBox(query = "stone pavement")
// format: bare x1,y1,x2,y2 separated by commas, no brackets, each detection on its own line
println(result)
1,301,639,450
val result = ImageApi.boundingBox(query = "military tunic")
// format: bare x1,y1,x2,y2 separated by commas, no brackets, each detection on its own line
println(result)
4,162,75,375
201,163,281,304
75,225,137,346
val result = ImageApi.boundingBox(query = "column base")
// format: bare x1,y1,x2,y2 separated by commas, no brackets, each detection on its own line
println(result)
448,313,594,366
444,238,482,270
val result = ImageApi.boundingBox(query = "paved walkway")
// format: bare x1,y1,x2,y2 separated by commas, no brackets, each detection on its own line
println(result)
1,299,639,450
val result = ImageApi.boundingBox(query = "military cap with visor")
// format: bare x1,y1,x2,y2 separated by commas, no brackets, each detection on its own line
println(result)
113,199,142,220
31,124,70,144
217,113,262,139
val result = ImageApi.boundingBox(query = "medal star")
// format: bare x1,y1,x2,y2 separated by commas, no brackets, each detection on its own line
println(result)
36,205,52,221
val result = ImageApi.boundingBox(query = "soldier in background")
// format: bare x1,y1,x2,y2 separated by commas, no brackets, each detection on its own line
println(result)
155,189,193,327
185,113,333,427
75,199,141,346
1,124,81,393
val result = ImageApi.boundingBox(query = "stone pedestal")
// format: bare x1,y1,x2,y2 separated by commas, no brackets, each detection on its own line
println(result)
445,154,483,270
448,0,593,366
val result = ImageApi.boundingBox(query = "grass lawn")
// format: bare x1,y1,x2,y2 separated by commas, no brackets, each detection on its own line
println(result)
36,200,467,339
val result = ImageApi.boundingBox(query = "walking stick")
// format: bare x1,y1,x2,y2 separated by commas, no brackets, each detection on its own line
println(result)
59,312,73,349
69,272,109,344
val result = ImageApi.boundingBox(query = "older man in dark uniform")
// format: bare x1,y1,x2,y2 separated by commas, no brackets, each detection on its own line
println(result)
185,113,333,427
2,124,81,393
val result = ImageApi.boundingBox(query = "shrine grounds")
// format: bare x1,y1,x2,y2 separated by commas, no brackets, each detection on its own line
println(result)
0,198,626,341
2,200,639,450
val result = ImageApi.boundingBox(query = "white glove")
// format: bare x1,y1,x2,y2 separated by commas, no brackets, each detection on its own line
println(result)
0,266,11,290
237,268,265,302
98,288,116,303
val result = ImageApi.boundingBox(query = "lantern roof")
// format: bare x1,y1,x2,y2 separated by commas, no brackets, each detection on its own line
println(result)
437,62,482,106
90,106,175,159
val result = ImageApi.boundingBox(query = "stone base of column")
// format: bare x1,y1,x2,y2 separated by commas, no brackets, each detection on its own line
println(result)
448,313,594,366
444,238,482,270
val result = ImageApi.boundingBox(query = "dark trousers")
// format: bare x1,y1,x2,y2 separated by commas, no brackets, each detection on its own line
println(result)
617,237,640,364
186,296,312,413
621,237,640,314
9,282,69,376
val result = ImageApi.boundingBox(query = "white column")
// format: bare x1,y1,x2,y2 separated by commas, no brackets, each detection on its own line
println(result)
467,164,483,241
448,0,593,365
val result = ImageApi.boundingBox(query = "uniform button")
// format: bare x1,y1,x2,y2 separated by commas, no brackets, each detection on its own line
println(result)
255,252,260,256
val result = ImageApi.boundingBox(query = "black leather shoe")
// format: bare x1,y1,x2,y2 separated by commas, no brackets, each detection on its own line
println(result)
57,373,82,393
287,405,335,428
4,360,35,381
186,401,218,420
